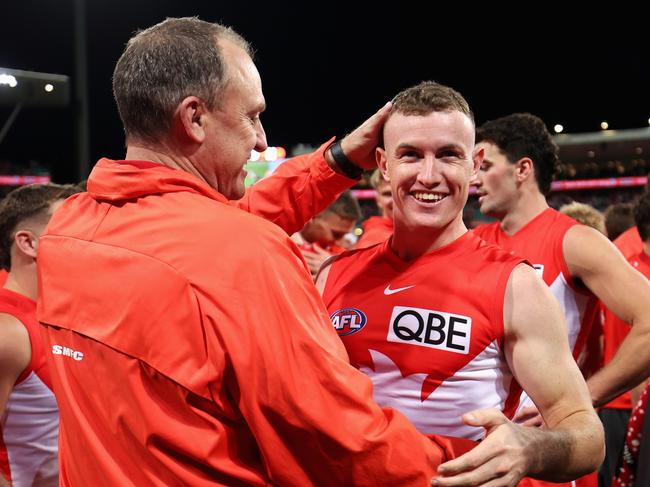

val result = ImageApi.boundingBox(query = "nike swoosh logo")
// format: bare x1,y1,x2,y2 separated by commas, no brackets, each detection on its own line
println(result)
384,285,415,296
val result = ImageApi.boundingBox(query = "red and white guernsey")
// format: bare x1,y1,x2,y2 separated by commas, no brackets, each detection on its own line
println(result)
474,209,599,415
474,208,599,360
322,231,524,440
0,288,59,487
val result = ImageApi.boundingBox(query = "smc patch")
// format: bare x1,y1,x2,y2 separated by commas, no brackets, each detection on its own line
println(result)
330,308,367,336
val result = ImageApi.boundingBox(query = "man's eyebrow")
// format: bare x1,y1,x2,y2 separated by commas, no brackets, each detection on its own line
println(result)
436,144,465,154
395,143,419,151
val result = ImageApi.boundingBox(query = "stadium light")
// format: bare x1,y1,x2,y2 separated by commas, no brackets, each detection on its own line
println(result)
0,74,17,88
0,67,69,107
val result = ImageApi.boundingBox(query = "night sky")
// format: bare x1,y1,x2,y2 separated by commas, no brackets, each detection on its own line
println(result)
1,1,648,183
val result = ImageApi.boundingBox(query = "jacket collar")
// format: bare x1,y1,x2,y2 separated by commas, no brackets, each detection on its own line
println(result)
87,159,228,204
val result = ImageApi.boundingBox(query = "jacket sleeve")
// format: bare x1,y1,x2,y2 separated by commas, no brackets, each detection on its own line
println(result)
233,139,357,235
200,229,450,486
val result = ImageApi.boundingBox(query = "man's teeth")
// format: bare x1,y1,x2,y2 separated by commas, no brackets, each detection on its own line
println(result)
413,192,445,202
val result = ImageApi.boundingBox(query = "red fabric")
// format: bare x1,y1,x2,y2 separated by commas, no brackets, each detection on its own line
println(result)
0,287,59,486
37,153,459,486
602,251,650,409
614,226,643,260
602,304,633,409
354,216,393,249
474,209,599,360
518,472,597,487
0,431,9,482
323,231,525,440
0,288,51,387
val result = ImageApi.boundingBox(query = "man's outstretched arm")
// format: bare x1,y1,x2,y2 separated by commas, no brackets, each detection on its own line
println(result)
435,264,604,485
564,224,650,406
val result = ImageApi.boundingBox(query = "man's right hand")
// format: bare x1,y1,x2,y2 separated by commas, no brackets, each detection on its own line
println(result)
328,102,393,171
432,408,533,487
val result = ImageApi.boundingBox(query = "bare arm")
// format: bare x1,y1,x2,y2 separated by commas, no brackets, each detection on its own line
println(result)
436,264,604,485
0,313,31,416
564,224,650,406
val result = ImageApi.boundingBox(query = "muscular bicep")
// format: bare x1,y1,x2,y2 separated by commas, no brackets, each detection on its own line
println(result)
565,224,650,325
504,264,592,428
0,313,31,414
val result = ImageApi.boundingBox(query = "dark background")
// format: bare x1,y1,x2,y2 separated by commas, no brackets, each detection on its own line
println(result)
1,1,648,183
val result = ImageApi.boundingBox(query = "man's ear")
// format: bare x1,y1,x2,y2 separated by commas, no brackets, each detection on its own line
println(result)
515,157,534,183
14,230,38,259
376,147,390,182
174,96,209,144
472,146,484,177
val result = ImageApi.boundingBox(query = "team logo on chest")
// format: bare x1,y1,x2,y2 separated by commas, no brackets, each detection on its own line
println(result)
387,306,472,354
330,308,368,336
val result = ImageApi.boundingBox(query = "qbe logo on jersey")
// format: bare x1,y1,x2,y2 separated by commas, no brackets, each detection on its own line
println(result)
330,308,367,336
387,306,471,354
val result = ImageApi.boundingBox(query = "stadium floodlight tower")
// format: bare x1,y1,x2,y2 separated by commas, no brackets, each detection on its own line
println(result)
0,67,70,144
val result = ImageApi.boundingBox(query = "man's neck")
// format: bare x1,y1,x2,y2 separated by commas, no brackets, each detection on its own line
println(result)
498,190,549,236
4,268,37,301
125,142,207,185
391,217,467,261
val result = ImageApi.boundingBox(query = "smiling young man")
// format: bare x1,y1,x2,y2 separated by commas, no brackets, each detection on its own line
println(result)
317,82,604,486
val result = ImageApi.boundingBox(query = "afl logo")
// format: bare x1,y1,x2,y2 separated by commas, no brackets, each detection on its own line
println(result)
330,308,367,336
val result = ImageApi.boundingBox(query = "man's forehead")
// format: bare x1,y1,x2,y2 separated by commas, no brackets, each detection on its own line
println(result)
384,110,474,149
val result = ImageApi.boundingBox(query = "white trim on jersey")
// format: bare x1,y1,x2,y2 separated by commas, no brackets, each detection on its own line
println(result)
361,342,514,441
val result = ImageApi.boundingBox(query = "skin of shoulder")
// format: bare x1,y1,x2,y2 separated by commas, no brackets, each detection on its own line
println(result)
563,224,649,323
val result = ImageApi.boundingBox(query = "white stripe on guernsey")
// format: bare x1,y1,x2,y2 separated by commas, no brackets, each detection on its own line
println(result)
360,342,514,441
548,272,591,352
2,372,59,487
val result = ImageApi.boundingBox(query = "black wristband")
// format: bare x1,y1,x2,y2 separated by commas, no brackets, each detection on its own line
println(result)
329,140,363,179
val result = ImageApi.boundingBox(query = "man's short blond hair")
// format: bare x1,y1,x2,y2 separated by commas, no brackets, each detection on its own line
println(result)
559,201,606,235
